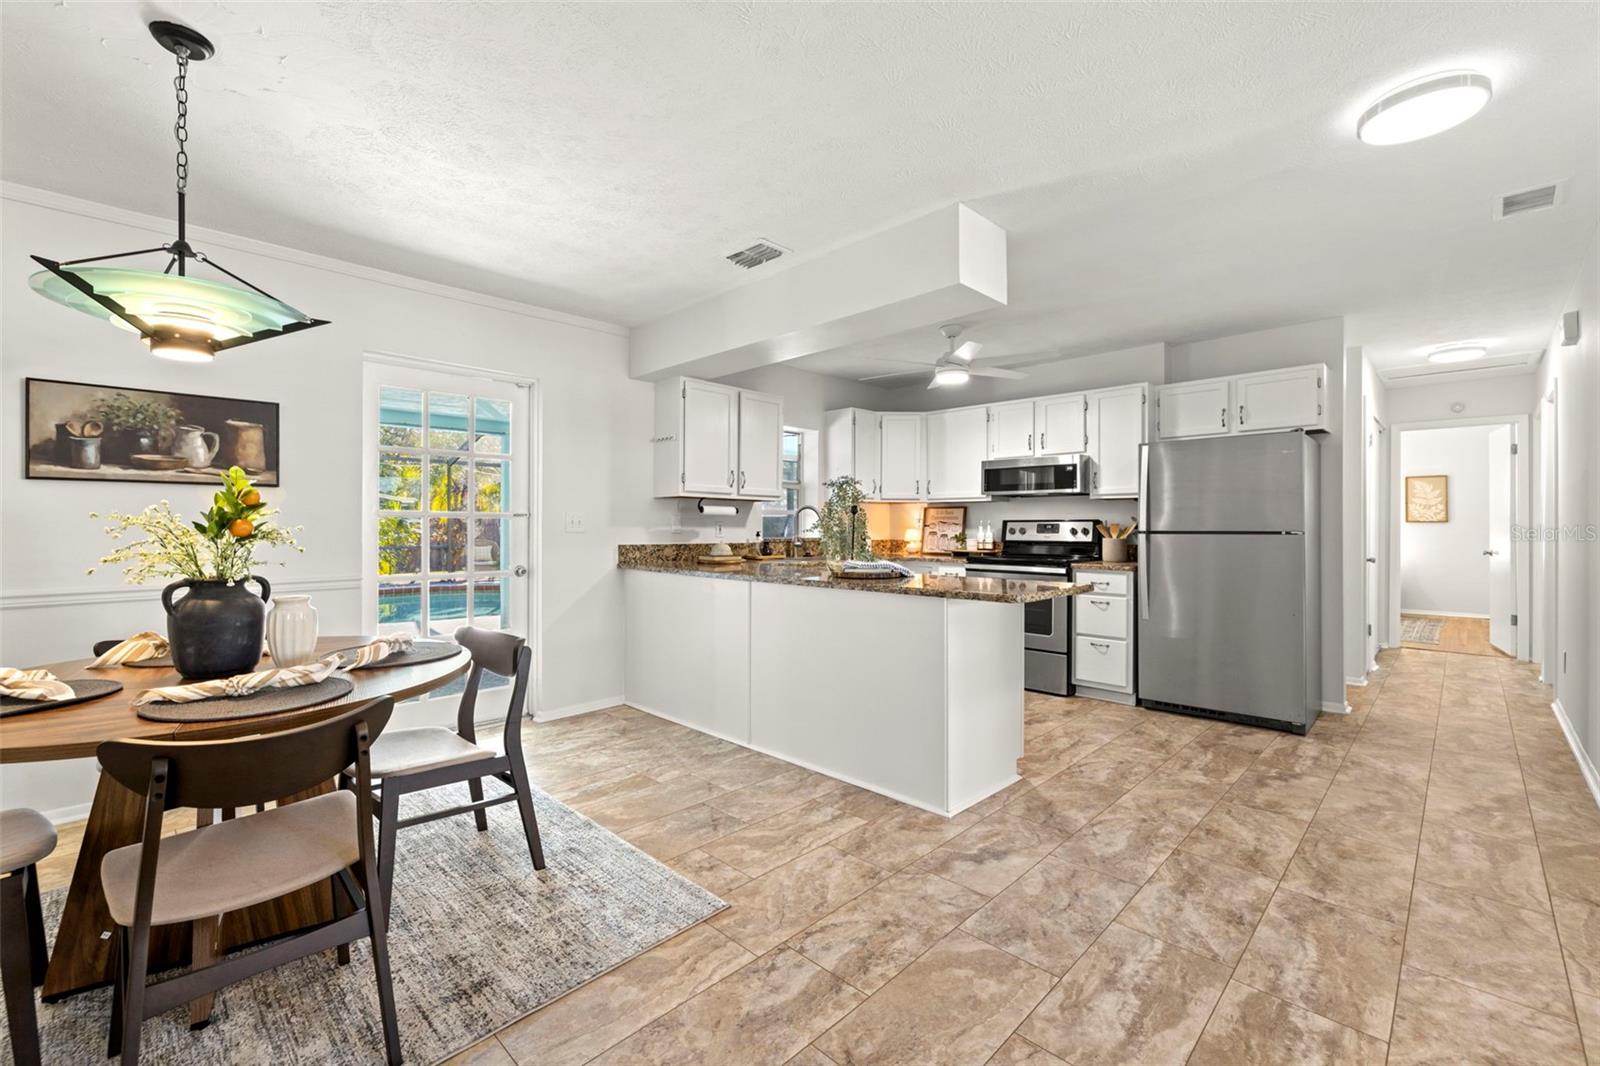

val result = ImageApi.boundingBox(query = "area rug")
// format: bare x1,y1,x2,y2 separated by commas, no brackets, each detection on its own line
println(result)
8,783,726,1065
1401,615,1443,644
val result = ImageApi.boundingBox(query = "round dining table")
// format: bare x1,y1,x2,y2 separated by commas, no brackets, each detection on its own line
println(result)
0,635,470,1000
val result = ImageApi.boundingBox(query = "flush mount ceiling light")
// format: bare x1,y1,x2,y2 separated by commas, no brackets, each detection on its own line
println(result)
1427,344,1489,364
932,364,971,387
29,22,326,362
1357,70,1493,146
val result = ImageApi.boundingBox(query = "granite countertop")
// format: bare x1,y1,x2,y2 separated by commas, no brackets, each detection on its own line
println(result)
1073,560,1138,572
618,558,1093,604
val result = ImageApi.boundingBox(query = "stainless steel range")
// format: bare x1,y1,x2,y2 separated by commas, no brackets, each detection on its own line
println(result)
966,519,1103,696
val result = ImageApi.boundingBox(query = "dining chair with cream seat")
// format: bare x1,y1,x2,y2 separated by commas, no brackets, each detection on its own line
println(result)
96,698,401,1066
356,626,544,911
1,807,57,1066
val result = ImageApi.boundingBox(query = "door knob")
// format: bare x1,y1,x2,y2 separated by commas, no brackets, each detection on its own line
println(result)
513,565,529,577
1365,557,1377,563
1482,549,1498,556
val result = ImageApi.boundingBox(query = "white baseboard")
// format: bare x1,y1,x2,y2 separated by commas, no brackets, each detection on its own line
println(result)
534,694,625,722
1400,609,1489,619
1321,701,1353,715
1345,676,1368,688
43,801,92,826
1551,699,1600,811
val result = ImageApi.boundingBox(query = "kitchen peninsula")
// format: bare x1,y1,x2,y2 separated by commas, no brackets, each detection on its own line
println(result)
619,547,1091,816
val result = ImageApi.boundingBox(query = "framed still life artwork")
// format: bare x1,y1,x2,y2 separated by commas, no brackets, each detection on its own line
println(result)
1405,475,1448,522
921,505,968,554
25,378,281,485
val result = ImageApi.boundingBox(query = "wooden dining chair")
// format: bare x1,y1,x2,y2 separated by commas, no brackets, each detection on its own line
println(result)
96,698,402,1066
359,626,544,912
1,808,56,1066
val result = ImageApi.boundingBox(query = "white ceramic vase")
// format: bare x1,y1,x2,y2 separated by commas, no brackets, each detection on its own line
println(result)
266,594,319,666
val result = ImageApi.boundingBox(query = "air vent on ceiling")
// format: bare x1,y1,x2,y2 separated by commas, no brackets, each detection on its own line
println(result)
726,240,787,269
1495,182,1564,219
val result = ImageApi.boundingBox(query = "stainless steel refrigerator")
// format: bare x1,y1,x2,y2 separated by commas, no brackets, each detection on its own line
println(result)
1137,430,1321,733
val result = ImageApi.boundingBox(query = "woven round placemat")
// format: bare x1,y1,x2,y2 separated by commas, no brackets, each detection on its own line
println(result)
0,679,124,718
134,677,354,723
336,641,462,671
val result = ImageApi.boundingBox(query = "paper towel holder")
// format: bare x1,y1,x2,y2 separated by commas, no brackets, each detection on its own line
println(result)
696,499,740,516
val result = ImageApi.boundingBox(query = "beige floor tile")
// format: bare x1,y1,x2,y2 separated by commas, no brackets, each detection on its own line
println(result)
1156,739,1261,784
1049,809,1191,885
1052,741,1171,790
1538,835,1600,908
1003,774,1126,833
912,813,1065,896
1189,981,1387,1066
704,801,869,878
1402,879,1573,1020
666,849,752,896
1415,823,1550,912
825,784,913,823
1577,993,1600,1065
1178,800,1308,879
1234,887,1405,1039
961,855,1141,975
1553,894,1600,999
1117,852,1277,965
1309,780,1424,849
1519,749,1591,794
707,767,852,823
589,949,862,1066
1279,826,1416,926
1107,770,1230,829
787,871,987,993
1019,923,1231,1066
1420,778,1537,845
693,748,797,791
567,773,726,831
1223,767,1333,820
497,924,752,1066
984,1034,1066,1065
831,807,981,871
787,1045,839,1066
814,931,1054,1066
711,846,886,954
442,1036,516,1065
1388,968,1586,1066
1252,735,1348,778
620,803,748,860
1526,785,1600,842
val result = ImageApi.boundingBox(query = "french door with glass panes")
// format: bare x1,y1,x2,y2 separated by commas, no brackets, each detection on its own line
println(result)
363,363,531,713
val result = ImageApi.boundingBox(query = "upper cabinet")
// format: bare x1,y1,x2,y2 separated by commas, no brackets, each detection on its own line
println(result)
1155,363,1328,441
1086,384,1149,498
1036,393,1088,456
987,400,1035,459
925,407,988,500
823,407,882,497
654,377,783,499
879,413,925,500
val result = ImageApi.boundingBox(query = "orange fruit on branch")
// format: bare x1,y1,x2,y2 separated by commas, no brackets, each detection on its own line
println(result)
228,518,255,538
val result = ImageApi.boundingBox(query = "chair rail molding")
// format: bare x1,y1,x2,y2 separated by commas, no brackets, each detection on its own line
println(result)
0,575,363,612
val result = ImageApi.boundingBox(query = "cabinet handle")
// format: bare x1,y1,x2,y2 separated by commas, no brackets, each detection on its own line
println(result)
917,479,922,495
1220,408,1226,429
1029,433,1034,452
739,471,746,490
1089,641,1111,651
728,469,734,487
1238,404,1246,426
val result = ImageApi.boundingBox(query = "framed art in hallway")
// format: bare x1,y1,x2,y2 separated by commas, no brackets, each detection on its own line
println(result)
24,377,280,486
1404,474,1448,522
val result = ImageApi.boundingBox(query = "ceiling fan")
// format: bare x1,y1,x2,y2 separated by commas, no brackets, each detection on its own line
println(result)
858,325,1029,389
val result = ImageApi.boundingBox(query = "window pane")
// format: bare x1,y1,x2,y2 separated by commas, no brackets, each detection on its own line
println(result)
474,460,510,513
472,577,505,629
429,517,469,572
377,581,422,634
428,578,469,637
474,397,512,454
785,487,799,511
428,456,469,512
761,514,790,538
428,392,470,451
473,517,508,570
378,453,421,511
782,432,801,461
377,517,421,576
379,387,422,448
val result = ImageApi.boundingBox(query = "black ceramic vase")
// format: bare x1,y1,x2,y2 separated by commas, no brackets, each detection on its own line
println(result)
103,428,158,466
162,576,272,680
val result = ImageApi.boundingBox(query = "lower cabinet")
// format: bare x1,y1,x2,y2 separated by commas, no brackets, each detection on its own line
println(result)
1071,567,1136,702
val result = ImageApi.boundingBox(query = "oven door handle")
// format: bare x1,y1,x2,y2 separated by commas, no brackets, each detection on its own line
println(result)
966,564,1071,575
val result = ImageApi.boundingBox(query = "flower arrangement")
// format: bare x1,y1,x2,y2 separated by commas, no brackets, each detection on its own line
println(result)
817,476,874,564
89,466,302,584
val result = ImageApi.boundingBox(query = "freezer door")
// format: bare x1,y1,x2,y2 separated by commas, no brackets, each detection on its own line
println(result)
1138,532,1315,729
1147,432,1313,532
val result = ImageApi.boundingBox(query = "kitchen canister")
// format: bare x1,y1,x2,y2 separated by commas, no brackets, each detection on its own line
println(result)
266,594,319,667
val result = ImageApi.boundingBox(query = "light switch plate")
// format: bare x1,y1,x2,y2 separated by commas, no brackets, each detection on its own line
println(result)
564,512,586,533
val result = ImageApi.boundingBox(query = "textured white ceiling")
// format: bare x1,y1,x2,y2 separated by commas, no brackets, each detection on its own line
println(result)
3,2,1595,377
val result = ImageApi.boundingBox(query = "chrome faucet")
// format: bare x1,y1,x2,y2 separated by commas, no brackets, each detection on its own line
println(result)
787,506,822,554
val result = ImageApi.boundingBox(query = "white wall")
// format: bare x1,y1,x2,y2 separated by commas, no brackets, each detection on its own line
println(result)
1399,425,1495,616
0,186,660,817
1384,372,1538,424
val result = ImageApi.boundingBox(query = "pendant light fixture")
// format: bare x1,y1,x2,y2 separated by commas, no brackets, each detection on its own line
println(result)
29,21,327,361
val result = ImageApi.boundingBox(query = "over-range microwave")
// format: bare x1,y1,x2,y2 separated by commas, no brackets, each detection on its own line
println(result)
980,453,1093,496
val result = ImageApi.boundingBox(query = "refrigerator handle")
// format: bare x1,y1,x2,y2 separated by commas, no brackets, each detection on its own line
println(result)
1137,443,1149,533
1138,444,1150,621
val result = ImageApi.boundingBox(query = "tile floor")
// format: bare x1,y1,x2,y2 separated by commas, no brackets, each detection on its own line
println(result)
40,648,1600,1064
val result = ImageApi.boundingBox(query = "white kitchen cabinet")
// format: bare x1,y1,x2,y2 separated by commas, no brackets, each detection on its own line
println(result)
1036,393,1087,456
925,406,988,500
1235,364,1328,433
1072,565,1136,702
987,400,1035,459
737,391,783,498
1156,379,1233,440
879,413,925,499
654,377,782,499
1085,384,1148,498
824,407,883,497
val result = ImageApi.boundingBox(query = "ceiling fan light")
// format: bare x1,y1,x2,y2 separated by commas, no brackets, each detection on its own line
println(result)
1357,71,1492,146
933,365,970,387
1427,344,1488,364
146,330,215,363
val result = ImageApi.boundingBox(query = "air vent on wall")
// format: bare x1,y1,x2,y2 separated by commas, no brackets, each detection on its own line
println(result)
1495,182,1564,219
725,240,787,269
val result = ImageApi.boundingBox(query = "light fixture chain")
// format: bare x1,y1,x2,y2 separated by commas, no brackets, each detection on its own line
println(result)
173,48,189,194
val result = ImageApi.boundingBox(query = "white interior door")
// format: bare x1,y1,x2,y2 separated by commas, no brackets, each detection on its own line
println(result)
1486,425,1514,655
1365,409,1382,669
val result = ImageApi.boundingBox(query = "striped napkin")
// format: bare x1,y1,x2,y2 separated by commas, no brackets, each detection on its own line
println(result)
132,656,341,707
89,631,170,668
0,668,76,702
335,634,415,669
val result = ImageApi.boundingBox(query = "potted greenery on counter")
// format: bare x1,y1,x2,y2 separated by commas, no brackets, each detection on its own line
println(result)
818,476,874,571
